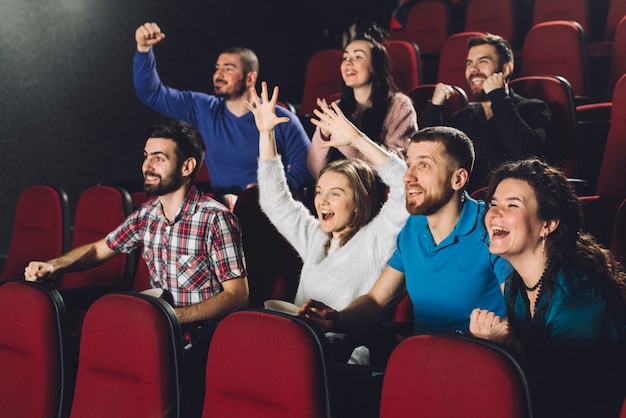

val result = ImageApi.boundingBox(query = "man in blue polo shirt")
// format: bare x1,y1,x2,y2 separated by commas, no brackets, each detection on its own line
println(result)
299,126,510,335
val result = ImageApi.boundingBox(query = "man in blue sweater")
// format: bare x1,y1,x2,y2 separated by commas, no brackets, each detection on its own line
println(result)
134,22,313,196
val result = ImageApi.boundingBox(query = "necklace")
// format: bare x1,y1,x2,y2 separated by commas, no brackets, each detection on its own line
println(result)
521,253,554,292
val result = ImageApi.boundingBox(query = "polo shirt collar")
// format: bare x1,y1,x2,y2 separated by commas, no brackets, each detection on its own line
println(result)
433,191,480,249
454,191,480,237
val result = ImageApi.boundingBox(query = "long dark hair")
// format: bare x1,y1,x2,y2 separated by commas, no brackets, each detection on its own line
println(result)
327,26,397,164
484,158,626,303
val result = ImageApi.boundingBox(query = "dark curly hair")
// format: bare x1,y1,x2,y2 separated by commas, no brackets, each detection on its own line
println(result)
484,158,626,302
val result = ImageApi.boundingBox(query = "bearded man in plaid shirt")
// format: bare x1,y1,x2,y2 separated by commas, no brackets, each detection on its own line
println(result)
25,120,248,417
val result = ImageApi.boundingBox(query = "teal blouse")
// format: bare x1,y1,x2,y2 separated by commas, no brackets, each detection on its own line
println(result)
506,262,626,417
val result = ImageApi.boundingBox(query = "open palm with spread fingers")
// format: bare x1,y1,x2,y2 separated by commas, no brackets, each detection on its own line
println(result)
310,98,363,148
244,81,290,133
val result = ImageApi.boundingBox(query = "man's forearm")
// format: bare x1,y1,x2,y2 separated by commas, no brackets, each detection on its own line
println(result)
50,239,114,273
333,294,387,333
174,278,249,323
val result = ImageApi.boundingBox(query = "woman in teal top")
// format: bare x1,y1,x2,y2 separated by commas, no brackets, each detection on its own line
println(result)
469,158,626,418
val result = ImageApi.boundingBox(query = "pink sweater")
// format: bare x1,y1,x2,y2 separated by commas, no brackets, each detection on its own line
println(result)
306,92,418,177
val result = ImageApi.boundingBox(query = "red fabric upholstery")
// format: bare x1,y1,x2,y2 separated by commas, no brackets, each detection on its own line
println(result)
620,397,626,418
519,21,588,98
465,0,517,48
390,0,450,56
59,185,133,290
532,0,590,39
194,162,212,193
437,31,486,101
299,49,344,116
389,0,450,83
407,83,468,125
470,186,489,201
202,310,331,418
387,40,422,92
508,75,578,177
392,294,414,321
0,281,69,418
580,15,626,110
611,198,626,266
131,257,152,292
588,0,626,56
578,74,626,245
380,334,533,418
0,185,69,282
70,292,183,418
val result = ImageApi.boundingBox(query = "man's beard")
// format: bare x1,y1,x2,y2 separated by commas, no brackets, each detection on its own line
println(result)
214,77,248,100
467,65,505,101
405,179,455,216
144,170,183,196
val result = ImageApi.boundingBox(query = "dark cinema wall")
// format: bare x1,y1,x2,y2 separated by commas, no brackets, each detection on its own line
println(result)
0,0,328,257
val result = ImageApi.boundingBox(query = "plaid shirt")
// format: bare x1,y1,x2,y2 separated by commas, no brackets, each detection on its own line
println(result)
106,186,246,307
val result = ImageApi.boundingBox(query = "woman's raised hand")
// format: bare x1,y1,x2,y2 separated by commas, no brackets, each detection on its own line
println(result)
245,81,290,133
310,98,362,148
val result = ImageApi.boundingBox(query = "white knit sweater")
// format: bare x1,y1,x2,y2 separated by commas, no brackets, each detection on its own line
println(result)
258,154,409,311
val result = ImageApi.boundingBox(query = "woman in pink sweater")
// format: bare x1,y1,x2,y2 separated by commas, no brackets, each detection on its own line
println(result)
306,25,418,178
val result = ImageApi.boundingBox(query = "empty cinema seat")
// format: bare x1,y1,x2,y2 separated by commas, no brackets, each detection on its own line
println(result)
202,310,331,418
0,185,69,283
69,292,184,418
0,281,72,418
380,334,533,418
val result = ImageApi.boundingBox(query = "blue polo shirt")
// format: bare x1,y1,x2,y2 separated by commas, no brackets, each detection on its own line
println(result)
388,193,510,334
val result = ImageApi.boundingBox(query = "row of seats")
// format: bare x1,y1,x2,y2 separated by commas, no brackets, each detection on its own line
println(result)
389,0,626,68
4,280,625,417
0,280,536,418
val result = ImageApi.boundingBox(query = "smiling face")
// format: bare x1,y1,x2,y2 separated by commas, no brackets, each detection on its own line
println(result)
142,137,184,196
341,40,374,90
485,178,547,262
212,52,250,100
403,141,457,216
465,44,504,101
314,171,357,238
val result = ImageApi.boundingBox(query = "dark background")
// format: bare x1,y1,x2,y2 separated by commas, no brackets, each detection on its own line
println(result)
0,0,333,256
0,0,612,257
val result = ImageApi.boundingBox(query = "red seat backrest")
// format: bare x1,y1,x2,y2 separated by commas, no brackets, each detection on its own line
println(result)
59,185,133,290
465,0,517,48
437,31,486,101
611,198,626,266
532,0,590,39
299,49,344,116
203,310,331,418
407,83,468,125
387,40,422,92
509,75,577,177
0,185,69,282
520,20,588,98
392,0,450,56
595,73,626,201
70,292,183,418
0,281,69,418
380,334,532,418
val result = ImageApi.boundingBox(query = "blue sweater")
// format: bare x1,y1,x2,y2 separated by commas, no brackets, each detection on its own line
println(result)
134,50,313,194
